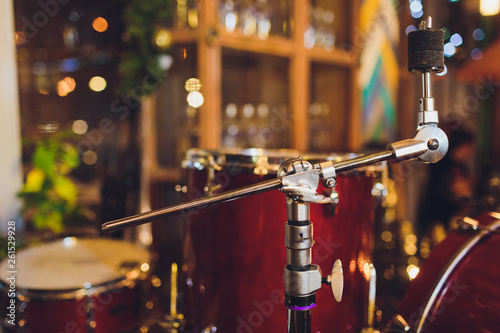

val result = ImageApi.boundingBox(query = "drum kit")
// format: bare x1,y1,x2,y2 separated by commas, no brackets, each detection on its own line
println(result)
1,16,498,333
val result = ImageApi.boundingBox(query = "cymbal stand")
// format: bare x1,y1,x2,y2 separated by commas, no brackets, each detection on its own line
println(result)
102,17,447,333
101,128,445,332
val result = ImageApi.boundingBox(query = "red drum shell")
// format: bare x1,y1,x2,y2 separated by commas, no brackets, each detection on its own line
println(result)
0,238,151,333
393,211,500,333
181,149,383,332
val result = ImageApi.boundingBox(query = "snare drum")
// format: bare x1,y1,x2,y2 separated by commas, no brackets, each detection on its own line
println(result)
389,211,500,333
0,238,151,333
181,148,384,332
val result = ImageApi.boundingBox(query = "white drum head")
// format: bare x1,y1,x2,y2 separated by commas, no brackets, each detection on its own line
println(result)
0,238,150,291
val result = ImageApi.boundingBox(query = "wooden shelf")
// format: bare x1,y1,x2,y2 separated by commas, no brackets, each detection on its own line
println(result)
307,47,357,67
217,30,295,58
147,0,362,181
170,29,197,44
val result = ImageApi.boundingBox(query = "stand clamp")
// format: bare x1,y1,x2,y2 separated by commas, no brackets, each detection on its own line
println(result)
388,124,448,164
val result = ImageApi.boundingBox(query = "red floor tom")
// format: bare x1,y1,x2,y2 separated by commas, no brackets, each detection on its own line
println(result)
0,238,151,333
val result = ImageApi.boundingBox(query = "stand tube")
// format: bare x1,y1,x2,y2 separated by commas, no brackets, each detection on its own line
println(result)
284,199,318,333
288,308,312,333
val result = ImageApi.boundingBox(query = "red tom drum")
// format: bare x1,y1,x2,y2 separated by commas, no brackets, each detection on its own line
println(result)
180,148,386,332
390,211,500,333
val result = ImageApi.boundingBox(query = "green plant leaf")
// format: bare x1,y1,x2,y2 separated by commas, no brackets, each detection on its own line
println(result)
23,168,45,193
19,134,88,233
57,143,80,175
33,141,57,174
33,210,63,233
53,175,78,205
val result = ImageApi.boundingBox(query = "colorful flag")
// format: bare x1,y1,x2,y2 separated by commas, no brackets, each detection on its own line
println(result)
359,0,399,144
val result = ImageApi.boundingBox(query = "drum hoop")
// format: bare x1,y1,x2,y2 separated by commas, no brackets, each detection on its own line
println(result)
182,148,386,176
0,237,150,301
415,217,500,333
1,270,148,301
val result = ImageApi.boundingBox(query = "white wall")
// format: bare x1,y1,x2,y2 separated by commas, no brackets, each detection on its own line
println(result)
0,1,22,232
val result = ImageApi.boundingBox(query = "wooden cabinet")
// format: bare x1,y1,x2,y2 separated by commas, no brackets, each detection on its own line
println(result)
147,0,362,180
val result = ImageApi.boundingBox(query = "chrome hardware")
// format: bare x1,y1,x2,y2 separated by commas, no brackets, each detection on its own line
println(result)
315,160,337,188
490,212,500,220
322,187,339,217
387,139,428,162
387,125,448,164
203,325,217,332
277,157,313,177
279,160,332,204
413,125,448,163
457,216,500,234
366,264,377,331
282,185,332,204
325,259,343,302
155,263,186,332
389,314,411,332
284,265,323,297
285,222,312,266
204,155,222,196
